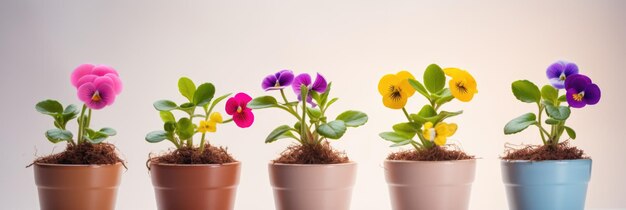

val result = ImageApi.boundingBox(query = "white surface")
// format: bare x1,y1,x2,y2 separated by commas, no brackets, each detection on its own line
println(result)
1,0,625,209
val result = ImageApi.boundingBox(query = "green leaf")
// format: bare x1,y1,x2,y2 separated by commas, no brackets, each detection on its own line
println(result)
418,105,437,118
336,110,368,127
390,140,412,147
545,118,560,125
326,98,339,109
307,107,322,119
176,118,195,140
544,104,571,121
541,85,558,104
423,64,446,93
99,128,117,136
320,83,332,107
294,122,302,131
408,79,430,99
45,129,73,143
512,80,541,103
435,88,454,106
248,96,278,109
145,130,168,143
154,100,178,111
62,104,79,120
208,93,232,112
164,121,176,132
504,113,537,135
178,102,196,116
558,95,567,102
392,122,420,139
379,132,410,143
159,111,175,123
317,120,347,139
193,83,215,106
178,77,196,102
86,132,109,144
36,100,63,115
564,126,576,139
265,125,294,143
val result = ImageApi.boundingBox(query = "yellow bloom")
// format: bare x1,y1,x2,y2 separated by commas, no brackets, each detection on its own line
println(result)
443,68,477,102
378,71,416,109
198,120,217,133
422,122,457,146
209,112,223,123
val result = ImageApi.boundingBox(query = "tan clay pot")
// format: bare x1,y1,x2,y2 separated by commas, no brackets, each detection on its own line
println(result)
150,162,241,210
34,162,123,210
384,159,476,210
269,162,357,210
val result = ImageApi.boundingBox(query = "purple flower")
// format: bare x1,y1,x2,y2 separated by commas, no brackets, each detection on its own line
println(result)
262,70,294,91
546,61,579,89
291,73,327,107
564,74,601,108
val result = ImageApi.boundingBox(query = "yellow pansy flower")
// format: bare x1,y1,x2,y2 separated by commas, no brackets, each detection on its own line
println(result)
378,71,416,109
209,112,223,123
443,68,477,102
198,120,217,133
422,122,457,146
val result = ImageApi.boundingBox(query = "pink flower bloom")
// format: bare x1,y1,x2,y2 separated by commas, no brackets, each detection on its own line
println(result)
77,79,116,110
70,64,123,94
225,92,254,128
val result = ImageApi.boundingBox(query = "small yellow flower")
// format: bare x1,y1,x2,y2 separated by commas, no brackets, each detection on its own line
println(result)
209,112,223,123
422,122,457,146
443,68,477,102
198,120,217,133
378,71,416,109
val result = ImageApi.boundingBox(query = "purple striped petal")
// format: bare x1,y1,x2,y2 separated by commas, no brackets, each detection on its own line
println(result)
583,83,601,105
546,61,566,79
276,70,294,87
262,74,278,91
563,62,579,76
566,88,586,108
311,73,327,93
565,74,591,92
292,73,312,94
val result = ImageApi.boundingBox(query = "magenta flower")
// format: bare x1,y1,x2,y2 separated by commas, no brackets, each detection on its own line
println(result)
71,64,123,94
564,74,601,108
226,92,255,128
77,78,117,110
546,61,579,89
291,73,327,106
262,70,294,91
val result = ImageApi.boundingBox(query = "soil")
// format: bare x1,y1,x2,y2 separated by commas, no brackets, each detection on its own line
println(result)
273,142,349,164
33,142,123,165
149,145,236,165
387,146,474,161
502,142,586,160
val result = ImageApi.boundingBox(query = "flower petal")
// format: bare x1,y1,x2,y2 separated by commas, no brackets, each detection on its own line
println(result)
583,83,601,105
382,92,407,109
92,65,118,76
311,73,327,93
396,71,416,97
225,97,239,115
234,92,252,108
71,64,95,88
549,78,565,89
563,62,579,76
75,74,98,89
104,73,123,95
210,112,223,123
292,73,311,94
77,83,96,104
276,70,294,87
95,83,116,107
566,88,586,108
262,74,278,91
378,74,400,95
546,61,565,79
234,109,254,128
434,136,447,146
564,74,591,92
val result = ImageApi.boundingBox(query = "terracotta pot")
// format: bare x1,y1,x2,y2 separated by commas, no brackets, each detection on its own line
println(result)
150,162,241,210
501,159,592,210
34,162,123,210
384,159,476,210
269,162,357,210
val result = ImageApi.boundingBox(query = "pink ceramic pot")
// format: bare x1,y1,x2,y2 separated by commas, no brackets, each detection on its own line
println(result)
384,159,476,210
269,162,357,210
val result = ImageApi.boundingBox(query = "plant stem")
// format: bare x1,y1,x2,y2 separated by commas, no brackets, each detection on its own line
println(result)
301,92,309,145
536,104,547,145
199,133,207,152
77,104,87,144
402,107,412,123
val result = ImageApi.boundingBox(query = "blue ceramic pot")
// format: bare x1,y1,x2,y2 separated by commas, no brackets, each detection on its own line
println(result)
501,159,592,210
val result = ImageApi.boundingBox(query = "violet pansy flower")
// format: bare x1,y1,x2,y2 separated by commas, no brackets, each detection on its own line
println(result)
546,61,579,89
262,70,294,91
564,74,601,108
291,73,327,107
71,64,123,110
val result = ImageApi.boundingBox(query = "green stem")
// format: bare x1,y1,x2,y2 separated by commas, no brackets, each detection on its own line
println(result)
402,107,412,123
199,133,207,152
301,93,309,145
537,105,547,145
77,105,87,144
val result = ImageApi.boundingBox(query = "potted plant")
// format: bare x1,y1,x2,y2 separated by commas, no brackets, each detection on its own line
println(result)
378,64,477,210
247,70,368,210
32,64,125,210
145,77,254,210
501,61,600,210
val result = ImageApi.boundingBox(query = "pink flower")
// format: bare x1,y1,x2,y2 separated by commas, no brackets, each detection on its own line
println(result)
71,64,123,110
225,92,254,128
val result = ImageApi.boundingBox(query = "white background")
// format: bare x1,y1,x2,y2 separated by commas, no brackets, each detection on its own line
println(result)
1,1,625,209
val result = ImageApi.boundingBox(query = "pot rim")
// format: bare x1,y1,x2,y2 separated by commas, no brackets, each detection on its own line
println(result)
384,158,476,164
34,162,123,168
150,161,240,167
268,161,356,167
501,158,592,163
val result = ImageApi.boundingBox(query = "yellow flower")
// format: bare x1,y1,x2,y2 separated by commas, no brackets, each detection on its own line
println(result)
209,112,223,123
443,68,477,102
378,71,416,109
198,120,217,133
422,122,457,146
